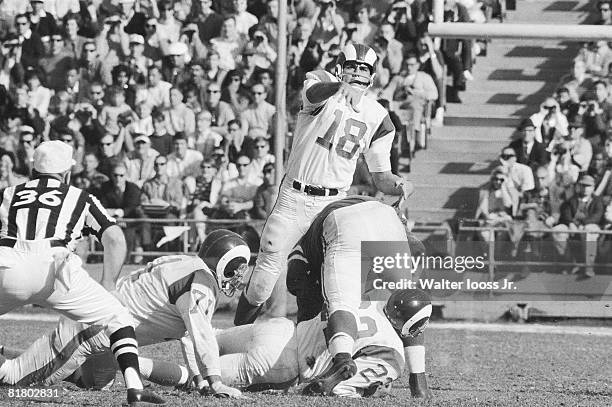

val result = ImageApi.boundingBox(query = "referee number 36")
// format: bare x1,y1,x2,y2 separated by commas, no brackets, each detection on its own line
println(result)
14,190,63,207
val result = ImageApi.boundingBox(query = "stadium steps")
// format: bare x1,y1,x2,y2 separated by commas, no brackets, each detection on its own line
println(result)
407,0,591,224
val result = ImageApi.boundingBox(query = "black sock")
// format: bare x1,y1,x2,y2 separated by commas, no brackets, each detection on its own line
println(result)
109,326,142,389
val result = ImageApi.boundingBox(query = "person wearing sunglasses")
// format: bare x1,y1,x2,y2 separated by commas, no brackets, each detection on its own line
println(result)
475,166,518,242
528,97,568,144
203,82,236,135
249,136,274,184
498,146,535,202
219,154,259,218
240,84,275,140
14,13,44,67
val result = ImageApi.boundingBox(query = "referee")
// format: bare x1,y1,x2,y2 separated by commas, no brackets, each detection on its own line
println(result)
0,141,165,406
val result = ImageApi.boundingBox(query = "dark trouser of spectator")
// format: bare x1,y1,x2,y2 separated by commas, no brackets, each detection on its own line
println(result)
443,51,466,103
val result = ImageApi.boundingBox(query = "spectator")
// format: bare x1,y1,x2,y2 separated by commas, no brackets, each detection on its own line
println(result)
241,83,275,141
510,118,549,169
593,80,612,124
440,0,473,104
57,127,84,173
530,97,569,145
188,0,224,43
310,0,344,51
555,86,579,119
220,69,247,116
383,52,438,150
252,162,277,219
566,115,593,172
143,17,165,61
259,0,280,49
98,86,133,136
211,145,238,182
189,157,222,244
186,59,208,93
29,0,58,38
209,16,247,71
0,150,28,188
97,162,144,261
414,33,445,123
127,100,154,141
150,109,173,155
156,0,181,44
194,109,223,157
557,59,595,103
25,69,52,117
232,0,258,36
165,87,196,140
141,154,186,251
111,64,137,108
203,50,227,87
248,136,274,184
595,1,612,25
14,126,38,177
0,34,26,90
144,65,172,109
289,18,314,74
96,133,124,177
475,167,519,241
166,132,204,179
63,61,89,103
385,0,419,52
524,165,558,228
203,81,236,134
126,34,151,85
163,41,191,86
15,13,44,68
86,82,106,113
581,94,607,146
378,22,403,75
75,152,109,192
350,3,376,46
125,134,159,187
39,31,75,91
220,154,259,218
244,27,277,70
552,175,604,277
63,12,86,60
498,146,535,198
575,40,612,77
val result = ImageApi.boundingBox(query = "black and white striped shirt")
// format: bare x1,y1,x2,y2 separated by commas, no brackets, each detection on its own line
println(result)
0,177,116,244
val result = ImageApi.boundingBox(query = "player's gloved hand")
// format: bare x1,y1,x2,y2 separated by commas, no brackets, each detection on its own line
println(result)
208,381,246,399
338,82,363,112
409,372,433,399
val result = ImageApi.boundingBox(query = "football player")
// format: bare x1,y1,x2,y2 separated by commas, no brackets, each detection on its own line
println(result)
235,43,414,325
0,230,248,399
140,289,432,398
286,195,425,395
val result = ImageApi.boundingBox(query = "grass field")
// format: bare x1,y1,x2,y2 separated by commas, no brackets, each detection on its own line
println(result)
1,313,611,407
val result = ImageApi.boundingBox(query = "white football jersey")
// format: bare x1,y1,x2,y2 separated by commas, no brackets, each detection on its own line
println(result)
116,255,218,345
297,300,405,384
285,70,395,191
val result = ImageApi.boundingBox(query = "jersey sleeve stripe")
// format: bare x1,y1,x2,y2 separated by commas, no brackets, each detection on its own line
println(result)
168,272,196,305
62,188,89,242
85,194,116,238
370,113,395,146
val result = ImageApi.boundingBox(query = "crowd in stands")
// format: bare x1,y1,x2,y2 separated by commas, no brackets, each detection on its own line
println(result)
475,1,612,277
0,0,504,261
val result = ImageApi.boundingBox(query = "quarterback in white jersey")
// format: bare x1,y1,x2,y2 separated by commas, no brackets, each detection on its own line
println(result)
235,43,414,325
0,230,249,399
138,291,431,398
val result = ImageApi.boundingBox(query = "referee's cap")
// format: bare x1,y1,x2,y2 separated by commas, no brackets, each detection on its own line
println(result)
33,140,76,174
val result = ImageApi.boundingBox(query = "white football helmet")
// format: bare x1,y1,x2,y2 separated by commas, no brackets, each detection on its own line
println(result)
334,43,377,89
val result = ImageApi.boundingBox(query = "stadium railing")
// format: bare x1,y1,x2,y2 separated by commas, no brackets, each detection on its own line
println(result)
458,222,612,280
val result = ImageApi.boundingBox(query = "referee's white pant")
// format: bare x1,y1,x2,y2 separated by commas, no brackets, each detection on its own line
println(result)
0,240,134,333
245,179,345,306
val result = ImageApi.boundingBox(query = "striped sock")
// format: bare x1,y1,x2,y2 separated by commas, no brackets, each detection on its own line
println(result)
109,327,143,390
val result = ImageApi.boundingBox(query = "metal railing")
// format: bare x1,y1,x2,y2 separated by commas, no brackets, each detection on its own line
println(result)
458,222,612,280
85,217,453,261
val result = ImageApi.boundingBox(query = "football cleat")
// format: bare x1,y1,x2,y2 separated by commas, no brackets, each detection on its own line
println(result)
198,230,250,296
334,43,377,89
302,353,357,396
384,289,432,338
127,388,166,406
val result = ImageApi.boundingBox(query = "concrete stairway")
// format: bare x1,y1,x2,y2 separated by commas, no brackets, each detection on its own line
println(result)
407,0,592,225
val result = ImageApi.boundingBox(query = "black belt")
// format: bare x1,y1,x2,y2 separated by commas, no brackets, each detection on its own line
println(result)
0,238,66,248
292,180,339,197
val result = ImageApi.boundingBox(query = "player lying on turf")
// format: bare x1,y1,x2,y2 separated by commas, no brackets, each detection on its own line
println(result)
0,230,248,399
135,289,432,398
285,195,429,395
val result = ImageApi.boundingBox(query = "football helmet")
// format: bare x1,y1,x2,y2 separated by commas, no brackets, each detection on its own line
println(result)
198,229,250,296
335,43,377,89
384,289,432,338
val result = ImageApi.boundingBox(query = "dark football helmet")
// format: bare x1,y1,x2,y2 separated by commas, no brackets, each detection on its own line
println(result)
334,43,377,89
198,229,250,296
383,289,432,338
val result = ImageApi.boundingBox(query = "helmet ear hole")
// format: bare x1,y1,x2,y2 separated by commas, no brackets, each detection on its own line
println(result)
224,257,247,278
408,317,430,336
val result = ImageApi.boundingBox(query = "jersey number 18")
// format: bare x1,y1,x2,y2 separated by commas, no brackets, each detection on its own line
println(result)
316,109,367,160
